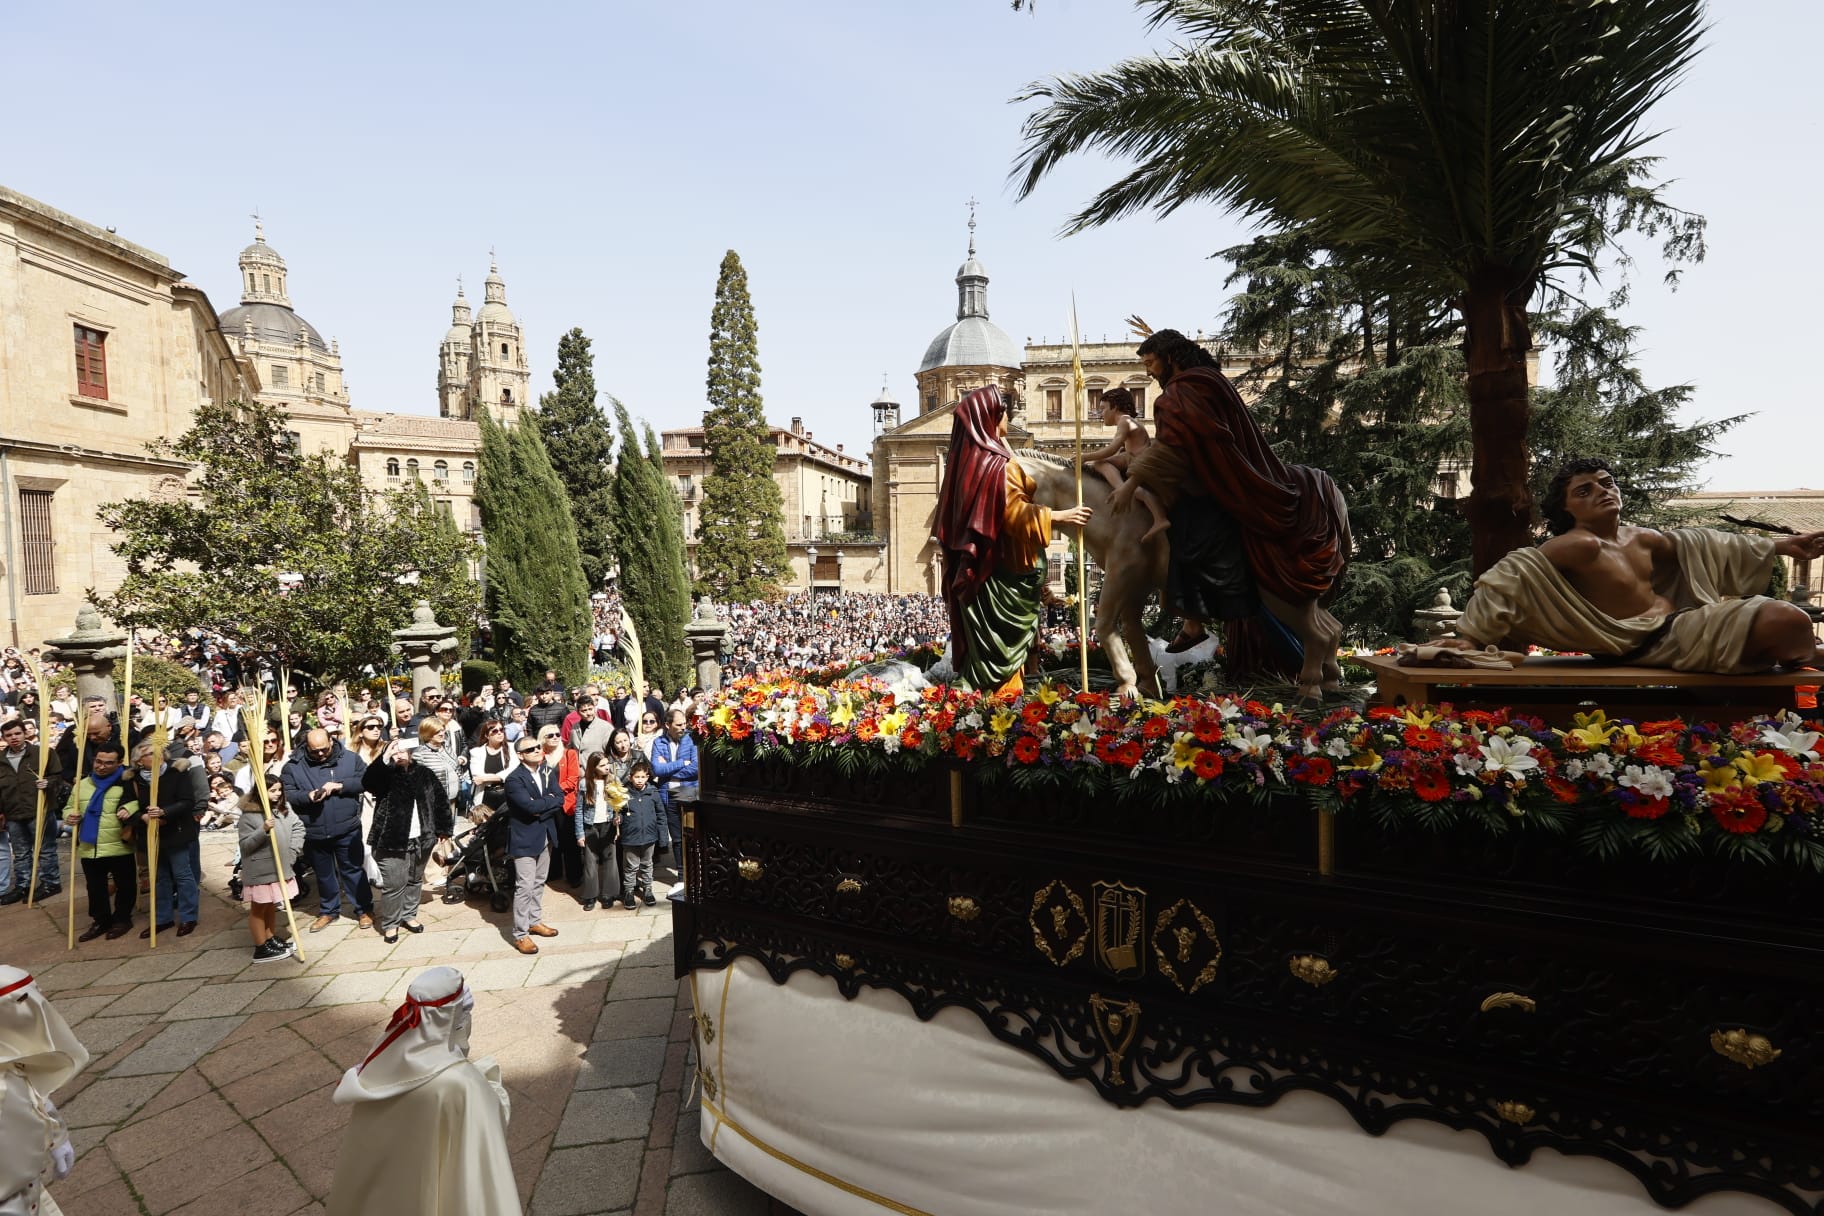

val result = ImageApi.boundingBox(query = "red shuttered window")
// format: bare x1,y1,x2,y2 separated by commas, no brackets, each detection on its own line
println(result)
73,325,108,399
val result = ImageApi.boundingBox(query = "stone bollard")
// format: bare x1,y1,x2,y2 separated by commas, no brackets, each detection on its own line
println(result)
1411,587,1462,642
684,597,730,692
392,600,458,705
44,607,128,713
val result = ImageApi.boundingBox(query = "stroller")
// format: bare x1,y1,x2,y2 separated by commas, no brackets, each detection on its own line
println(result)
440,808,513,914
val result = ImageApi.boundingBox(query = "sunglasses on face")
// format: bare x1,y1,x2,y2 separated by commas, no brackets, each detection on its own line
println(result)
517,746,539,755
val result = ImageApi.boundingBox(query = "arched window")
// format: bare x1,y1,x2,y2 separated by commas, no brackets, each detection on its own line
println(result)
386,458,400,479
501,343,509,358
247,273,256,293
501,388,513,406
462,461,475,483
433,460,449,482
406,459,420,480
262,274,270,292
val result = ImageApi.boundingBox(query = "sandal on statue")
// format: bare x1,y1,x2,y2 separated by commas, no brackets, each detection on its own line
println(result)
1164,628,1208,654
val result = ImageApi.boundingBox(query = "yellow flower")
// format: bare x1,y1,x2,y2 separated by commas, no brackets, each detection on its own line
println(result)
1341,748,1383,773
1733,752,1788,785
1034,683,1061,706
1560,709,1616,749
1171,733,1199,771
709,704,735,730
1144,699,1174,718
828,699,855,729
1401,707,1443,729
1698,760,1740,794
989,708,1016,736
878,709,908,737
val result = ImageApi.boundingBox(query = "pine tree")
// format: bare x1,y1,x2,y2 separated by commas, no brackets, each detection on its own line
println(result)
536,327,617,591
475,409,593,687
695,250,787,600
609,400,690,692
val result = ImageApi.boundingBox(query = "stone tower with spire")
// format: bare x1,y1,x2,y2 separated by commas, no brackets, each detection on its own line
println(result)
437,280,473,419
463,257,529,426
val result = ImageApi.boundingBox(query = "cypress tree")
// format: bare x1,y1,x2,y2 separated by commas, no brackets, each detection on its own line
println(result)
536,328,618,591
695,249,787,600
609,399,691,692
645,421,695,688
475,409,593,687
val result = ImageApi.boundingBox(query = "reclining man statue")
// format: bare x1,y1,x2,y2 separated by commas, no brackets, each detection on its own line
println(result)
1447,457,1824,673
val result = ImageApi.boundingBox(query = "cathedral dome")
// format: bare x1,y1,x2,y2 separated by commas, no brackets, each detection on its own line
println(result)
218,301,329,353
476,259,516,325
918,317,1021,373
444,285,473,345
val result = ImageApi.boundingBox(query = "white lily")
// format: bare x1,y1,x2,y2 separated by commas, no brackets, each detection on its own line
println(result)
1480,734,1540,777
1617,763,1674,800
1759,724,1821,760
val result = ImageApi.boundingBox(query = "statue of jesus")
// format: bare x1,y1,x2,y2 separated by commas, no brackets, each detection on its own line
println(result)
1448,457,1824,672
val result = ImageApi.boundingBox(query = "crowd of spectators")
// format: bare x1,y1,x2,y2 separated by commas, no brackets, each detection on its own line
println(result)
716,592,949,671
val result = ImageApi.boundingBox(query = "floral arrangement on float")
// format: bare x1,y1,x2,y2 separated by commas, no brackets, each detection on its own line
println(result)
700,672,1824,873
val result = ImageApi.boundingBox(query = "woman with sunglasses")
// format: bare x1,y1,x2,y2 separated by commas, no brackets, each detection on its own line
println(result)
633,711,663,761
467,720,518,818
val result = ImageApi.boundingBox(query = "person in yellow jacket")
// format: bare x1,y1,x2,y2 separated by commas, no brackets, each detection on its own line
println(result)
60,740,139,942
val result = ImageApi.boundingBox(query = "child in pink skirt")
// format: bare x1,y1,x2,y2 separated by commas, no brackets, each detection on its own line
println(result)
237,769,305,962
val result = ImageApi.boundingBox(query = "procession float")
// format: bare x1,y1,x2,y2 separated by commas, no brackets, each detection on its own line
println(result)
671,346,1824,1215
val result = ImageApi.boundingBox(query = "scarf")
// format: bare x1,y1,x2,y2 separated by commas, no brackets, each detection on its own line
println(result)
80,768,124,845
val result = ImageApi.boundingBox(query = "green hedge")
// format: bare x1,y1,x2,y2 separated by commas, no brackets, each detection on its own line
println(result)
461,660,502,696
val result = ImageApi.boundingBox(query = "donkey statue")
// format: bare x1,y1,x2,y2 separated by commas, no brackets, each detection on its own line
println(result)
1017,450,1349,703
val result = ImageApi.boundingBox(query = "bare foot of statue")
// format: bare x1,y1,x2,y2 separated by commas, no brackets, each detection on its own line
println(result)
1141,516,1171,544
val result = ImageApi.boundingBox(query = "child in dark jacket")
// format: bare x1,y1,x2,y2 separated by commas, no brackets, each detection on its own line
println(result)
238,770,304,962
616,760,664,910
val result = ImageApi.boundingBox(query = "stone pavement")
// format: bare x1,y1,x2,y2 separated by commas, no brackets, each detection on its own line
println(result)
2,829,781,1216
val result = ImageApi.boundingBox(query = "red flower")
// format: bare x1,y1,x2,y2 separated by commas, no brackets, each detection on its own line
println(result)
950,734,977,761
1403,725,1446,752
1710,792,1768,834
1544,775,1580,804
1625,794,1670,820
1012,736,1042,764
1293,755,1333,786
1020,701,1049,727
900,726,924,751
929,709,955,733
801,721,829,743
1113,740,1144,768
1634,739,1684,768
1411,764,1451,803
1368,705,1404,721
1243,699,1274,718
1142,716,1170,740
1192,750,1224,781
1192,718,1224,744
1094,734,1119,763
855,719,879,742
1639,719,1687,736
728,721,753,741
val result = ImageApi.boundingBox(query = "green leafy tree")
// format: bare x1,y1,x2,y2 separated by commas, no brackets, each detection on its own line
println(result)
608,399,690,692
475,409,592,688
1012,0,1707,572
695,250,787,599
93,398,479,682
536,328,618,591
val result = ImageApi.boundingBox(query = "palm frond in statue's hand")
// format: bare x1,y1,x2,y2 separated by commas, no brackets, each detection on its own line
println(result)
1125,314,1155,340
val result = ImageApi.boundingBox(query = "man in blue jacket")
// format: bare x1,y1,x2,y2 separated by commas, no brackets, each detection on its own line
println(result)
502,735,564,955
282,729,374,933
648,709,699,885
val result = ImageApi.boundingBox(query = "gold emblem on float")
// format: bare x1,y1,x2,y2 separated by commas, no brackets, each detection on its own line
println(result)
1092,880,1146,979
1150,898,1222,995
1029,880,1089,967
1088,993,1143,1088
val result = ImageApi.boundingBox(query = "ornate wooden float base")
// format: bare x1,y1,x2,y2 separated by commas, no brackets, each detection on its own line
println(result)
672,750,1824,1214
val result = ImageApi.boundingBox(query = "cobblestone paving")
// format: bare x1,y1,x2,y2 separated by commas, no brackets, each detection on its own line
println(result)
4,830,775,1216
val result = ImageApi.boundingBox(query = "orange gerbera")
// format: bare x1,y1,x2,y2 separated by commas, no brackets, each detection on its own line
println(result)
1191,749,1224,781
1411,764,1451,803
1012,736,1042,764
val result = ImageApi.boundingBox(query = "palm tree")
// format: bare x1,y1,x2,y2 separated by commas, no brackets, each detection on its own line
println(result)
1012,0,1706,572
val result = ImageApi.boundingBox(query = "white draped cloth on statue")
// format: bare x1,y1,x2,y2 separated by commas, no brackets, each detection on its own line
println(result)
0,965,88,1216
326,967,519,1216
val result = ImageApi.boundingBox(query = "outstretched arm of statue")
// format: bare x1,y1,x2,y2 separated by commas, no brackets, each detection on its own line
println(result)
1774,530,1824,561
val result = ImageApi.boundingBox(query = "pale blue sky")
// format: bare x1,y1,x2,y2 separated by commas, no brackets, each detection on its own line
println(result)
7,1,1817,489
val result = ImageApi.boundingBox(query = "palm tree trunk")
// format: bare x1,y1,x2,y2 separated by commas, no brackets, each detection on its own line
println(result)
1461,268,1535,575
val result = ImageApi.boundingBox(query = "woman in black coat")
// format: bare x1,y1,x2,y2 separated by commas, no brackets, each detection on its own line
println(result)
360,741,453,943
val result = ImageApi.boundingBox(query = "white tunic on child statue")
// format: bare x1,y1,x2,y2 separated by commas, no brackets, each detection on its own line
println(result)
0,965,89,1216
326,966,520,1216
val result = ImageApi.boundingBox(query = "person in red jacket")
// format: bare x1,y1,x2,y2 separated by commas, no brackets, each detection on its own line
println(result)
536,727,583,889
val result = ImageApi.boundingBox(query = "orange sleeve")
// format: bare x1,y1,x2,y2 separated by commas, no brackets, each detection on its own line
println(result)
997,461,1052,571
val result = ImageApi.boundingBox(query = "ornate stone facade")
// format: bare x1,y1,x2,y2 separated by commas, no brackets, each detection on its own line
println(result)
0,184,259,646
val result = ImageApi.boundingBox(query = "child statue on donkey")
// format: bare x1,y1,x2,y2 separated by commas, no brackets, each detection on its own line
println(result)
1442,456,1824,672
